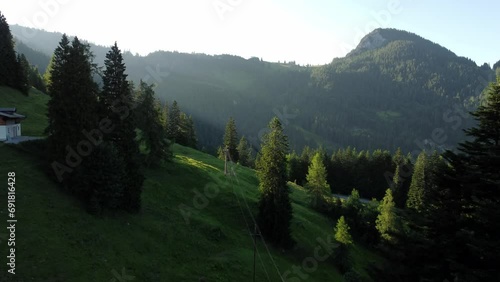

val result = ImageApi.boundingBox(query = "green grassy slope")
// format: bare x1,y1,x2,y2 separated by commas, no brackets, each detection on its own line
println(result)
0,86,49,136
0,86,381,281
0,142,381,281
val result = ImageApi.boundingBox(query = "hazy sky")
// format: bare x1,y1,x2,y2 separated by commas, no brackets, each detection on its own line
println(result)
2,0,499,66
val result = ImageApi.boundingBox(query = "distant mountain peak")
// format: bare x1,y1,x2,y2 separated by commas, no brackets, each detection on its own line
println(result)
347,29,388,57
347,28,435,57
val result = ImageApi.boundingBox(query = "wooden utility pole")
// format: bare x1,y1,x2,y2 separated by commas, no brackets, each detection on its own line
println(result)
252,224,260,282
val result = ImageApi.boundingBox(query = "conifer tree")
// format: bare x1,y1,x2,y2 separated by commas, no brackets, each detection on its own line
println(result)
391,148,411,208
82,143,126,214
46,34,71,168
334,216,353,274
135,81,171,167
376,189,397,243
47,35,99,189
100,42,144,212
43,55,55,87
335,216,353,245
391,164,405,208
177,112,197,148
14,54,30,94
162,101,169,129
433,77,500,280
223,117,239,162
256,117,294,248
237,136,252,167
406,151,426,212
343,188,363,233
286,151,301,183
184,115,197,149
0,12,28,94
166,100,181,142
0,12,15,87
217,146,225,160
306,152,330,208
177,112,189,146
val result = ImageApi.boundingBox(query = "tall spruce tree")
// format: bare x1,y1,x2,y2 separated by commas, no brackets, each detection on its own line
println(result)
184,115,197,149
343,188,363,233
100,42,144,213
0,12,28,94
306,152,330,208
286,151,301,183
177,112,197,148
376,189,398,243
335,216,353,245
432,77,500,281
14,54,29,94
136,81,171,167
334,215,353,273
237,136,252,167
166,100,181,142
406,151,427,212
47,35,99,190
256,117,294,248
43,55,55,87
391,148,411,208
46,35,71,167
223,117,239,163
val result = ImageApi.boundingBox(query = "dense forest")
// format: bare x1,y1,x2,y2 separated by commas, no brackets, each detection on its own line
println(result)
2,12,500,281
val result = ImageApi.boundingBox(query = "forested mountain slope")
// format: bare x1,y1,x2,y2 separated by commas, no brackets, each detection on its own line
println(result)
11,25,497,153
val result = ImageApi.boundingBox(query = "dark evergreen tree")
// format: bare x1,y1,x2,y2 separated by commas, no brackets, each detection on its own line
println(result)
166,100,181,142
305,152,330,208
406,151,426,212
46,35,71,171
223,117,239,162
27,65,46,92
100,42,144,213
15,54,30,94
335,216,353,245
237,136,252,167
162,101,169,129
391,148,411,208
43,55,54,87
343,188,363,234
376,189,398,243
46,35,99,191
217,145,225,160
0,12,28,94
0,12,16,87
431,77,500,281
185,115,198,149
81,143,126,215
135,81,171,167
334,216,353,273
177,112,197,148
286,151,301,183
256,117,294,248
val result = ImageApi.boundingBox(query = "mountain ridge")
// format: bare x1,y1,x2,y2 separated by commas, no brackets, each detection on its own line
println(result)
9,25,497,154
